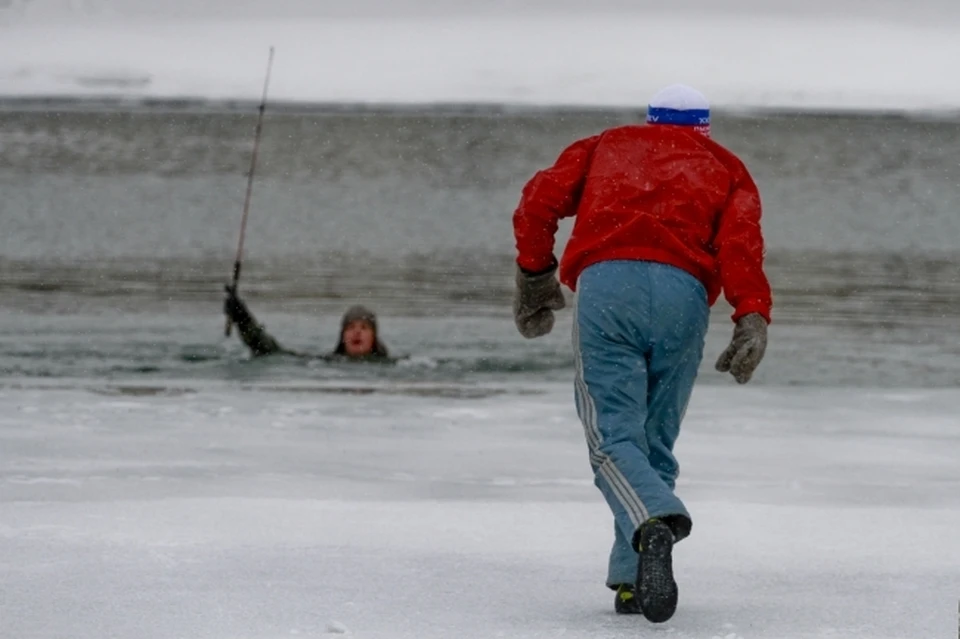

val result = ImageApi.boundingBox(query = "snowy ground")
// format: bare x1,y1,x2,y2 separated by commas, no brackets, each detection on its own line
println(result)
1,9,960,112
2,380,959,639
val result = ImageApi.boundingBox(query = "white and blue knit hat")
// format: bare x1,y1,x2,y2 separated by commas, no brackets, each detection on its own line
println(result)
646,84,711,136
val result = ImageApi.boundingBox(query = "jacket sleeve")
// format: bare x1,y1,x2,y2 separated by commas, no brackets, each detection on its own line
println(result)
236,319,285,357
713,163,773,323
513,135,600,273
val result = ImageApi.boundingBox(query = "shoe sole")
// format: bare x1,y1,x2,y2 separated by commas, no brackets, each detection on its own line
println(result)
637,522,678,623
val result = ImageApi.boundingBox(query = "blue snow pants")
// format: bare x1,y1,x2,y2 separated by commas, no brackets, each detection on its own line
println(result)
572,260,710,588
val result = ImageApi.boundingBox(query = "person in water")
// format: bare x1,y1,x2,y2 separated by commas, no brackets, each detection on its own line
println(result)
223,285,392,361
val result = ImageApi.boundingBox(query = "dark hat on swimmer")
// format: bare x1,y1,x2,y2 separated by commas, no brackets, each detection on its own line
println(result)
341,304,378,332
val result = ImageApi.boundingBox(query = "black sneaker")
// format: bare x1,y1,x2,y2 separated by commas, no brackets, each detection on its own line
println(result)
636,519,678,623
613,583,643,614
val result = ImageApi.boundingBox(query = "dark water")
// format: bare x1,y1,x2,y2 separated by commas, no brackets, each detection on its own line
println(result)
1,104,960,389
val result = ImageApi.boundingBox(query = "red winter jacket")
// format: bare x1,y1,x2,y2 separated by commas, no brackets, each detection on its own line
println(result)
513,124,772,323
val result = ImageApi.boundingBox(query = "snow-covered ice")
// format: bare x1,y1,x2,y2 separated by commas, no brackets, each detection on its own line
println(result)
2,381,959,638
2,5,960,112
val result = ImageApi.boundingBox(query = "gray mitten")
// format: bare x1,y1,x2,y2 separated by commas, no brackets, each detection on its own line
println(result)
513,263,566,338
715,312,768,384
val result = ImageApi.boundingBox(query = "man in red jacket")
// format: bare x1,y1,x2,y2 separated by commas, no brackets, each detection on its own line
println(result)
512,84,772,623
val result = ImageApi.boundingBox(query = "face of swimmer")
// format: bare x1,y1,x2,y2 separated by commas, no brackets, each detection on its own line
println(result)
341,318,376,357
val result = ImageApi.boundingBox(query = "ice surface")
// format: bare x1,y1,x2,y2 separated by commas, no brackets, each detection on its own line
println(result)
2,381,959,638
1,9,960,112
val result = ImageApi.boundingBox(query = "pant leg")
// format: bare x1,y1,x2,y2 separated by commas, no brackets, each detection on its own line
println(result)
606,521,640,588
573,261,691,544
644,264,710,508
